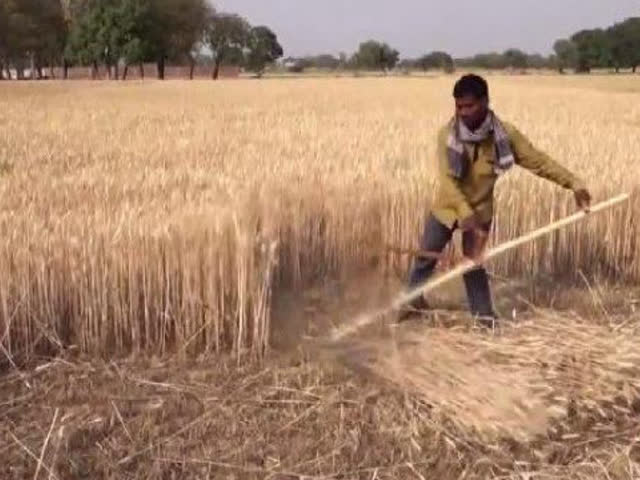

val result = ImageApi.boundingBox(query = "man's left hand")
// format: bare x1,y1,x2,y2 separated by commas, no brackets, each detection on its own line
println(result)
574,188,592,212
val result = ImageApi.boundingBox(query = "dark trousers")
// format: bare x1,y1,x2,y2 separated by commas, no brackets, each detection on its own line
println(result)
408,214,496,318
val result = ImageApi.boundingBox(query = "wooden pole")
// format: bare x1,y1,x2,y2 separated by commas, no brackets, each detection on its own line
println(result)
330,193,631,341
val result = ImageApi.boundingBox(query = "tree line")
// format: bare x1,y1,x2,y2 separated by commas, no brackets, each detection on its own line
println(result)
284,16,640,75
554,17,640,73
1,3,638,80
0,0,283,80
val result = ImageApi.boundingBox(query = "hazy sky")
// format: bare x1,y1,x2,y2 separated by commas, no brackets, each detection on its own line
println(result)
216,0,639,58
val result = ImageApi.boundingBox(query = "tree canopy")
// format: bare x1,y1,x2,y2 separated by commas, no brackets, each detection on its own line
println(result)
244,26,284,76
0,4,638,80
205,12,251,79
0,0,284,80
351,40,399,71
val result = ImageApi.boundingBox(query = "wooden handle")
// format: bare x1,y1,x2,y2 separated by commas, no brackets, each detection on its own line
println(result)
330,193,631,341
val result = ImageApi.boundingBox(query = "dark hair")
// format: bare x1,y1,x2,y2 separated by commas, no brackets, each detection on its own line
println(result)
453,74,489,100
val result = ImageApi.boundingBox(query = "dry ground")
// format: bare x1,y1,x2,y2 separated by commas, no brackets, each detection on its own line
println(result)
2,273,640,480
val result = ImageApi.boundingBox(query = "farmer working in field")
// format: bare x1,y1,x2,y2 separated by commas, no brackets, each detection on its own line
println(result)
398,74,592,324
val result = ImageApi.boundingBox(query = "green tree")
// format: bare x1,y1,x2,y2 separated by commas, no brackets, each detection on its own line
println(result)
64,1,103,77
245,25,283,77
0,0,8,79
65,0,209,80
455,52,506,70
416,51,454,73
607,17,640,73
205,12,250,80
353,40,399,71
503,48,528,69
553,39,578,73
65,0,122,78
117,0,155,79
571,28,613,72
144,0,210,79
4,0,67,79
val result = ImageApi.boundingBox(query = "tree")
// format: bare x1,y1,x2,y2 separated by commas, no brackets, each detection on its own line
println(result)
553,39,578,73
416,51,454,73
117,0,156,80
309,54,340,70
455,52,506,70
607,17,640,73
64,1,104,78
145,0,210,79
526,53,550,70
245,25,283,77
205,12,250,80
0,0,8,79
4,0,67,79
41,0,69,78
65,0,120,79
571,28,613,72
503,48,528,69
353,40,399,71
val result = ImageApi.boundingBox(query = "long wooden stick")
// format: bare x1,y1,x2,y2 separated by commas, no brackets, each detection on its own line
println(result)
330,193,630,341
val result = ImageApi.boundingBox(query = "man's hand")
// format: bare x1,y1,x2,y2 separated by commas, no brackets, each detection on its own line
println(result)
574,188,592,212
459,213,482,232
460,214,489,261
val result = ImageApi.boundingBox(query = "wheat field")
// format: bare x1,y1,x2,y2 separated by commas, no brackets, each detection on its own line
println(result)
0,75,639,362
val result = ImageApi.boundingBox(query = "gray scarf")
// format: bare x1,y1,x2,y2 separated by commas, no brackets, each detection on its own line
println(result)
446,111,515,179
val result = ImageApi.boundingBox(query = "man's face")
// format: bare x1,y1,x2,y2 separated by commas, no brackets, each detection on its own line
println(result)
455,94,489,131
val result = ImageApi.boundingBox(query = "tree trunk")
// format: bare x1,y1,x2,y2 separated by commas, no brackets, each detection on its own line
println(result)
189,57,195,80
49,63,56,79
212,57,221,80
63,60,69,80
122,64,129,80
0,61,4,80
30,54,37,79
633,65,637,74
37,66,43,79
114,62,119,80
139,63,144,79
157,56,165,80
91,61,98,80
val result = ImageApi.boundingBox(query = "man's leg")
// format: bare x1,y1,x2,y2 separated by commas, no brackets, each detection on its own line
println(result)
398,214,453,319
461,224,497,323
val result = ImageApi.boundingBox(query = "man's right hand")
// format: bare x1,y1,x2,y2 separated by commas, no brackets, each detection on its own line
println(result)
460,214,489,261
459,213,482,232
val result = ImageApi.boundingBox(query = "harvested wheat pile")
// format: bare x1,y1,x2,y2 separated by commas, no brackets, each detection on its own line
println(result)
335,311,640,443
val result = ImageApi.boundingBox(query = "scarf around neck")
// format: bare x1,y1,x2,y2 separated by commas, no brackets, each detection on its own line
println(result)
446,110,515,179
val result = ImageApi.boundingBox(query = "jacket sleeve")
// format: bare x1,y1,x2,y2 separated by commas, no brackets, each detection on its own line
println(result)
507,123,586,191
436,127,475,220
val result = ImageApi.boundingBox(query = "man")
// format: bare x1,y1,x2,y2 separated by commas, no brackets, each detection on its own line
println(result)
398,74,592,324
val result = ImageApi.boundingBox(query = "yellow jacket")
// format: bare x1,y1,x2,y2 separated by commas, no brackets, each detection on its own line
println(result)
431,120,586,228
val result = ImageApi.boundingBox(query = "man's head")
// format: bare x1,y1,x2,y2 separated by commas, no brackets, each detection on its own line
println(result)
453,74,490,131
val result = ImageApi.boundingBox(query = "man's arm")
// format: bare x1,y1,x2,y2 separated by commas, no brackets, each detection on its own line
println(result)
507,123,592,210
507,123,585,191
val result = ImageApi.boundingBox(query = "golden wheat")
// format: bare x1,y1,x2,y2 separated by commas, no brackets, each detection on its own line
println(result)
0,76,638,361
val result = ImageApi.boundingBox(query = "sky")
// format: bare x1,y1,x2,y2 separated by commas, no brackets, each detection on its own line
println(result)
215,0,639,58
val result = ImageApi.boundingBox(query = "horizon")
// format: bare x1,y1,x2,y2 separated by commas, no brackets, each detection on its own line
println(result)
215,0,638,59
